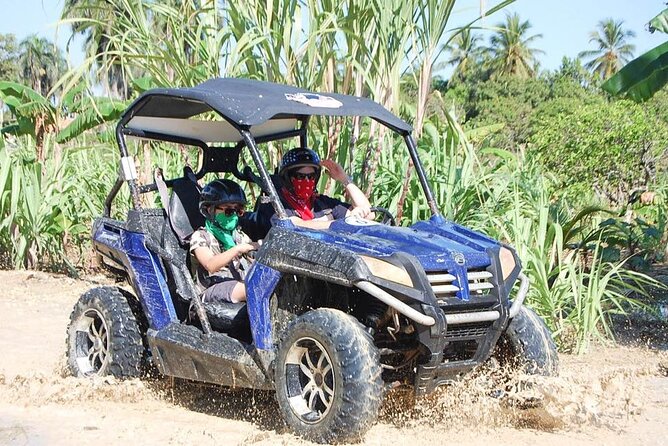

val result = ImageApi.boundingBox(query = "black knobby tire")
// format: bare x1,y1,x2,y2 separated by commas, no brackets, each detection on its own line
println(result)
120,288,154,376
274,308,383,444
66,286,145,378
496,305,559,376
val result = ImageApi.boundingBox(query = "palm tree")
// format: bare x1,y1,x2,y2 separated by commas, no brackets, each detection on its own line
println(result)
578,19,635,80
486,12,543,78
442,29,482,81
61,0,130,98
18,35,66,97
62,0,221,96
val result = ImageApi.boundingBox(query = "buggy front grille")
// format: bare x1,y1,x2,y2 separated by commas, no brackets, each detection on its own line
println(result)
427,270,494,303
443,323,490,341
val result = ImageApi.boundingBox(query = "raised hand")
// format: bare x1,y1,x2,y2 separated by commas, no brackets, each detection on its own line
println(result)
320,159,350,184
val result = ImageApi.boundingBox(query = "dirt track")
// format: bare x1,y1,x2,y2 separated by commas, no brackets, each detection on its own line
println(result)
1,270,667,446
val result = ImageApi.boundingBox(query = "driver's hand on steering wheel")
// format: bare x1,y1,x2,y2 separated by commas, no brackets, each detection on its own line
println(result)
350,206,372,219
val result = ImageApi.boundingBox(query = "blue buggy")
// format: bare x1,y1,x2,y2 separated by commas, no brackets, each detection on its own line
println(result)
66,78,557,443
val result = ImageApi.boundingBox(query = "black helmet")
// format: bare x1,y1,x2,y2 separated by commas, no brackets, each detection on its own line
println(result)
279,147,322,185
199,179,247,219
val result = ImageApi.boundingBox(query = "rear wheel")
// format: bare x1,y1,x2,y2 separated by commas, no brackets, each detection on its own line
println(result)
275,308,383,443
496,305,559,375
66,287,145,378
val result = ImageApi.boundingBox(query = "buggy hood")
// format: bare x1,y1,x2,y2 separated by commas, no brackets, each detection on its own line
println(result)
298,216,498,272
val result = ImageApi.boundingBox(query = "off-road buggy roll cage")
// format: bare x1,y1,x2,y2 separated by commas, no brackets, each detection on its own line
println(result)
107,77,438,221
104,77,456,342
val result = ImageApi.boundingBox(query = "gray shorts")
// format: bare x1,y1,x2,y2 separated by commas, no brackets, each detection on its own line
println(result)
203,279,239,304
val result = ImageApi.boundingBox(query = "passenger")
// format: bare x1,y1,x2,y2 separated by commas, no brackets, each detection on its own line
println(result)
190,179,259,304
257,147,372,233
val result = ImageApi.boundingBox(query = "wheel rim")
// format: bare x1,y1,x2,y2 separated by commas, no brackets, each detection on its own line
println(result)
73,309,109,375
283,337,335,424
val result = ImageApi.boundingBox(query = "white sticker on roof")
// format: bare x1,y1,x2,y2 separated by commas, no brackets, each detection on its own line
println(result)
284,93,343,108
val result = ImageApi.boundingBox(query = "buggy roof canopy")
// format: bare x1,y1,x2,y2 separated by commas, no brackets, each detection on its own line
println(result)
121,78,412,143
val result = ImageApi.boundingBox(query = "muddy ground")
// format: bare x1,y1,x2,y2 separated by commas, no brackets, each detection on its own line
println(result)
0,270,666,446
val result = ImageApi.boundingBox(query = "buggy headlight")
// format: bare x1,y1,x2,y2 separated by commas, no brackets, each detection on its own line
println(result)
360,255,413,288
499,247,517,281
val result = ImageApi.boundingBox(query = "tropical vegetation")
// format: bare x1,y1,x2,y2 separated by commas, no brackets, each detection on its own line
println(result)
486,12,543,78
579,18,636,80
603,7,668,102
1,0,666,354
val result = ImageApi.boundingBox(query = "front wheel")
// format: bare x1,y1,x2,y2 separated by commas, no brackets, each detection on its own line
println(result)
275,308,383,443
495,305,559,376
66,287,145,378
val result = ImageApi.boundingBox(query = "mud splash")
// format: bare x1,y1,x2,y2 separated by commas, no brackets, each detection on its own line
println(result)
381,359,656,432
0,372,157,406
1,356,656,436
4,270,666,445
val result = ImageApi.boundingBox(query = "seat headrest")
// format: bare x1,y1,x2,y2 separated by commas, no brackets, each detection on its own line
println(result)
169,177,204,245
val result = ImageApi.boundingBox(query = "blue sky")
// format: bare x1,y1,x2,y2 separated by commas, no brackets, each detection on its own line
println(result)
1,0,666,74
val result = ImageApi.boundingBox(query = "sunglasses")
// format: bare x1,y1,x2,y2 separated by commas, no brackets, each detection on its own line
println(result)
291,172,317,180
215,206,245,217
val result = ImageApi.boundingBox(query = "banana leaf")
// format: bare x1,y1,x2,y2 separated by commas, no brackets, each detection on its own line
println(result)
649,7,668,33
601,40,668,102
56,98,127,143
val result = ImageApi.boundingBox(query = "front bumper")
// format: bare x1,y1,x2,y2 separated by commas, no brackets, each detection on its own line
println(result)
414,273,530,395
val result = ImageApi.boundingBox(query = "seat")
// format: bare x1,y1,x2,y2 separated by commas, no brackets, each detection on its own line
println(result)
238,169,283,241
167,170,204,244
205,301,250,336
239,210,271,242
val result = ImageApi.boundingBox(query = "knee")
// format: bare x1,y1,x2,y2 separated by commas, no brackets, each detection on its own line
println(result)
230,282,247,303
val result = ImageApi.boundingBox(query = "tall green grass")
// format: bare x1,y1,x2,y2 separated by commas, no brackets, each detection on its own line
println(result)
0,136,96,271
0,134,196,270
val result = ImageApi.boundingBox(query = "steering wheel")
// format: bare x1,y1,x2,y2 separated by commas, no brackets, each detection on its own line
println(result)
370,206,397,226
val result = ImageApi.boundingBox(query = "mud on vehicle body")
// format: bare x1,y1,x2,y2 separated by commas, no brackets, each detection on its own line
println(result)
66,78,557,443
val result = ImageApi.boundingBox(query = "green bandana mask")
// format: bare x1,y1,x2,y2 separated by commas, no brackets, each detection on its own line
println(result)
205,213,239,251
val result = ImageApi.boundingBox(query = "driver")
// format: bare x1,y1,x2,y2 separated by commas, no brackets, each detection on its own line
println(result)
190,179,260,304
256,147,372,233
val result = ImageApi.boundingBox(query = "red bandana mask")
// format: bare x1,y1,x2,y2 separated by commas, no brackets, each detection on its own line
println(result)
290,177,316,201
281,178,317,220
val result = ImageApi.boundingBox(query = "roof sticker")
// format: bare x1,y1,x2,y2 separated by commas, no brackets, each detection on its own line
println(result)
284,93,343,108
